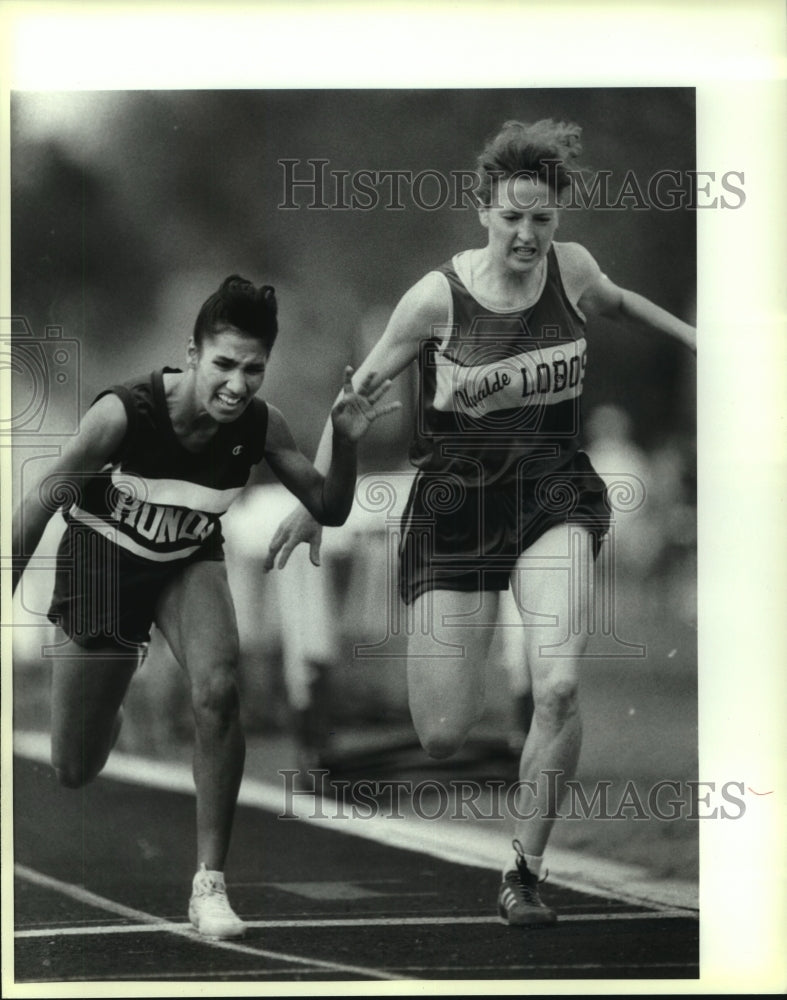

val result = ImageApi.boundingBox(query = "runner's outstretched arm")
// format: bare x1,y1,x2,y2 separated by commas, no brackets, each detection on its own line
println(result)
263,273,447,571
263,366,401,528
579,275,697,353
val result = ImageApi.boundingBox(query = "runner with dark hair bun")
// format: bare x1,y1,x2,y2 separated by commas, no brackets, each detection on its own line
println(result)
12,274,399,939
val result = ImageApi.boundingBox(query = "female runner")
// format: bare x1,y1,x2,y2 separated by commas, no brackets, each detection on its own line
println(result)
12,275,398,938
266,119,696,925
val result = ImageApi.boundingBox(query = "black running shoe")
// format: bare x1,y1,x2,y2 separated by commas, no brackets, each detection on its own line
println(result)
498,839,557,926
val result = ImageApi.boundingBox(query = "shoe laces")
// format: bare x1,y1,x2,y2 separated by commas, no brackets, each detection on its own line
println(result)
193,866,235,915
510,839,548,905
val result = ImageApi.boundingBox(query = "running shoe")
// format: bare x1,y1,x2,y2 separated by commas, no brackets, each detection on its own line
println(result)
188,864,246,939
498,840,557,926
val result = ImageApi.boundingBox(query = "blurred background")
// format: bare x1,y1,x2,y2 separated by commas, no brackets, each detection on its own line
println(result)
10,88,698,879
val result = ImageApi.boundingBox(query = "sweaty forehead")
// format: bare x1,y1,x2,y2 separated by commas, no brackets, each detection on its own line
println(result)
204,326,269,362
496,175,558,211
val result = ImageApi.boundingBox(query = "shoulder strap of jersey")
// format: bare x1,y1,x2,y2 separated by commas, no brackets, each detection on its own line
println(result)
546,245,586,324
90,383,141,462
247,398,269,465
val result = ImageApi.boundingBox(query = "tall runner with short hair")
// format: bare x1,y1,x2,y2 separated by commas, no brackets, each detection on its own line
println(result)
265,119,697,926
12,275,400,939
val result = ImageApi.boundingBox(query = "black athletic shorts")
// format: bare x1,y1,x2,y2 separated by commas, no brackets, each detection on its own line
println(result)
47,520,224,650
398,450,610,606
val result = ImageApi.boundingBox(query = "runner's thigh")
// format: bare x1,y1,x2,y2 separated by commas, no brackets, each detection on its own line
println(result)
154,560,240,681
406,588,500,735
510,523,595,686
50,635,139,772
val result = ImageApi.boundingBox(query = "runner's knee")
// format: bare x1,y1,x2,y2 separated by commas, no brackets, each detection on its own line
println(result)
51,713,122,788
191,663,241,730
419,732,464,759
415,711,480,759
53,765,85,789
408,675,485,759
533,673,580,729
52,754,100,789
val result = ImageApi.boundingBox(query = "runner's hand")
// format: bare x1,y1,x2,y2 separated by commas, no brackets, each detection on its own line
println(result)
330,366,401,443
263,505,323,571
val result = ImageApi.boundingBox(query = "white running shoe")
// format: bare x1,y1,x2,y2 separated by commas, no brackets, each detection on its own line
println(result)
188,864,246,939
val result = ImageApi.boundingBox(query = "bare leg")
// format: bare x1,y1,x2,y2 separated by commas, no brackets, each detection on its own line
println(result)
407,589,499,759
49,635,139,788
510,524,594,858
155,560,245,873
154,560,247,940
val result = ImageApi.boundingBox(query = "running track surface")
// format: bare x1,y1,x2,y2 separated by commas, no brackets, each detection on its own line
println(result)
11,749,699,986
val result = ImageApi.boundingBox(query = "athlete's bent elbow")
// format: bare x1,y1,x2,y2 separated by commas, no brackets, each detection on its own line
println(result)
317,504,351,528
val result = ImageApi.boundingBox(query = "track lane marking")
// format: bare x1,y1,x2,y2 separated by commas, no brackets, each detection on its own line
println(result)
15,909,697,938
24,970,385,982
13,732,699,915
14,864,404,982
22,961,696,984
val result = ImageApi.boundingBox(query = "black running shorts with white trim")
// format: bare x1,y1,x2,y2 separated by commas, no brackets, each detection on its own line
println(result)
48,519,224,650
398,450,610,606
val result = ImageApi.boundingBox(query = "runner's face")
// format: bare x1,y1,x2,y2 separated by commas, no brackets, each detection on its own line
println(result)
190,326,269,422
479,176,560,274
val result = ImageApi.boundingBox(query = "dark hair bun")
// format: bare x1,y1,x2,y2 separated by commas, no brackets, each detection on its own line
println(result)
193,275,279,350
220,274,253,291
259,284,277,314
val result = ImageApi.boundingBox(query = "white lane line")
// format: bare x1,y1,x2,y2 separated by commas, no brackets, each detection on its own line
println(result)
15,908,698,939
13,731,699,914
389,963,696,973
14,864,403,982
15,864,177,926
23,960,696,985
25,969,379,983
20,961,696,984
